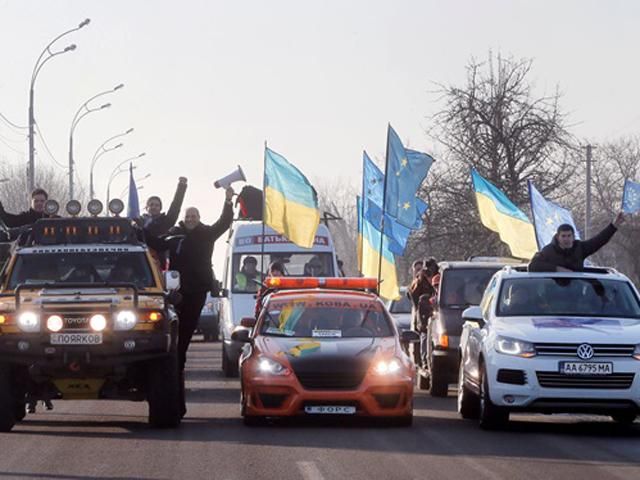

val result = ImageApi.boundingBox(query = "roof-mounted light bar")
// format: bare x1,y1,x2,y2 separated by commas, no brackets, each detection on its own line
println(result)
265,277,379,291
87,199,103,217
108,198,124,216
65,200,82,216
44,199,59,216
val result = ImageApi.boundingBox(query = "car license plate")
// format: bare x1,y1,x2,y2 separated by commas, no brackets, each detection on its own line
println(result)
50,333,103,346
304,405,356,415
560,362,613,375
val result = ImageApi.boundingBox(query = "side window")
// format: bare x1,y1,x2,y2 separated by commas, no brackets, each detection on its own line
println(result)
480,276,498,317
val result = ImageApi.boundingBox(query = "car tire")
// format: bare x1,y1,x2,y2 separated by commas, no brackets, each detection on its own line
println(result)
478,364,508,430
457,359,480,420
428,353,449,397
0,366,16,432
611,413,637,425
222,342,239,378
147,351,182,429
14,400,26,422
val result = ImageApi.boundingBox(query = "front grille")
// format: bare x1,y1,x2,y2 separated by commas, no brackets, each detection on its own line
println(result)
295,371,366,390
497,369,527,385
536,371,635,389
534,343,635,358
258,393,287,409
373,393,401,409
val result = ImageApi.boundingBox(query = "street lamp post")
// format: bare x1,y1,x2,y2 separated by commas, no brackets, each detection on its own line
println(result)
68,83,124,200
28,18,90,191
88,128,134,198
105,154,147,204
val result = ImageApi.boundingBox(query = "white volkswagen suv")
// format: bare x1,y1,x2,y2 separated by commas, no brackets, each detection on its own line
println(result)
458,266,640,429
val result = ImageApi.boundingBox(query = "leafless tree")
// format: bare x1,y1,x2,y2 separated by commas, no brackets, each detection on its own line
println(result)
315,179,359,276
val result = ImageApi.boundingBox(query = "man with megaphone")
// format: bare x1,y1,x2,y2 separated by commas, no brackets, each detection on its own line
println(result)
146,186,235,418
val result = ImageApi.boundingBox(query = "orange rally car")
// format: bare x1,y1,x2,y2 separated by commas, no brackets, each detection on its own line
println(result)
232,277,420,426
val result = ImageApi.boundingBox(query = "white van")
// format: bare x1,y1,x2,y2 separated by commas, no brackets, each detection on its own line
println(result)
219,221,339,376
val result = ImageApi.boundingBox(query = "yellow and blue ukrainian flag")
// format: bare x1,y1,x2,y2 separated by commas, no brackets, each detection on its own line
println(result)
622,179,640,214
357,196,400,300
471,169,537,259
264,147,320,248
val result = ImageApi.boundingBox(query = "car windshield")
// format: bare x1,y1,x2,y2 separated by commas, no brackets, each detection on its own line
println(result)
8,252,154,289
440,268,500,308
497,277,640,318
389,294,412,314
231,252,334,293
260,298,393,338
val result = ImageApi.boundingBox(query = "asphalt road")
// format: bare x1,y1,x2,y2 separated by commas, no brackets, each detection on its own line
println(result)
1,340,640,480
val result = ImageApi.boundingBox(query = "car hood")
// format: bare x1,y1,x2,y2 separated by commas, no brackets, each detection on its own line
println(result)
256,336,398,364
493,316,640,343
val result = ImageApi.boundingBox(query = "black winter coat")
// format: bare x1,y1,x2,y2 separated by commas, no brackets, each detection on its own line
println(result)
148,202,233,293
141,181,187,238
0,203,47,228
528,224,617,272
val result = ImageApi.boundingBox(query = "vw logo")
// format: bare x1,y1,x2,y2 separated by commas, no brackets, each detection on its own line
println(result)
576,343,594,360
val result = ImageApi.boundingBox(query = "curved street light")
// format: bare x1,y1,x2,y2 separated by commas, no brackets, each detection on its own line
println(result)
105,153,147,204
119,174,150,198
88,128,134,198
68,83,124,199
28,18,90,191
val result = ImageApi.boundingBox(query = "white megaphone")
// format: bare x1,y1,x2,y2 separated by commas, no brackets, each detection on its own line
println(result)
214,165,246,189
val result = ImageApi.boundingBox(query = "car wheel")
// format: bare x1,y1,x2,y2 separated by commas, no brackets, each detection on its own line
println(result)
222,342,239,378
428,352,449,397
478,364,508,430
13,400,26,422
457,358,480,420
147,351,182,428
611,413,637,425
0,366,16,432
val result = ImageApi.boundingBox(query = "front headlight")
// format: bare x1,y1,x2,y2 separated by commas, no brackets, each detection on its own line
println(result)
18,312,40,332
256,356,290,376
114,310,137,331
633,345,640,361
90,314,107,332
495,336,536,358
372,358,403,375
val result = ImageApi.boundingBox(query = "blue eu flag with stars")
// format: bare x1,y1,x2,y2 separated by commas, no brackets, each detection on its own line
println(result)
528,180,579,249
384,125,433,228
622,179,640,214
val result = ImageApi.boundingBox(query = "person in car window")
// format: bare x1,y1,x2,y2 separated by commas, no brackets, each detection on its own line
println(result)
303,256,325,276
254,261,285,318
529,213,625,272
235,256,260,292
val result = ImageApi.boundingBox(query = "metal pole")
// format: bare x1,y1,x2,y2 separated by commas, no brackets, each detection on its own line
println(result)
585,144,593,238
69,135,74,200
28,87,35,191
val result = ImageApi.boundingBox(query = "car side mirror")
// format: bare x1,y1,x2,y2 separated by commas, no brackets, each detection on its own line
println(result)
240,317,256,328
400,330,421,344
231,327,251,343
462,306,485,326
164,270,181,291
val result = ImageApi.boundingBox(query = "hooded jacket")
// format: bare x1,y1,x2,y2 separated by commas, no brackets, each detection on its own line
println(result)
528,223,617,272
147,202,233,293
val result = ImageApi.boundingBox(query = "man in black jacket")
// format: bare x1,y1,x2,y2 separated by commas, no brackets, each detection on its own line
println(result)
148,187,234,416
529,212,625,272
142,177,188,237
0,188,50,227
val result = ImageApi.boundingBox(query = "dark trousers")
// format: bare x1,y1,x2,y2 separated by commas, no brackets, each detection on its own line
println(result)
177,290,208,371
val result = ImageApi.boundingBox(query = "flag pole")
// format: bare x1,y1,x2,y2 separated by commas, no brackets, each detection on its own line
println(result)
359,151,366,273
261,142,268,282
527,179,541,251
377,125,391,287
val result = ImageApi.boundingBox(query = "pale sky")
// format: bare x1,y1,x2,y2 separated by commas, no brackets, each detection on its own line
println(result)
1,0,639,269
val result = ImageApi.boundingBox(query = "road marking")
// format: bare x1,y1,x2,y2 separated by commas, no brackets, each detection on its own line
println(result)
420,428,506,480
297,461,325,480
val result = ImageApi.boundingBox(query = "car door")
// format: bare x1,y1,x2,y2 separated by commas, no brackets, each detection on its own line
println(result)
465,275,499,386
